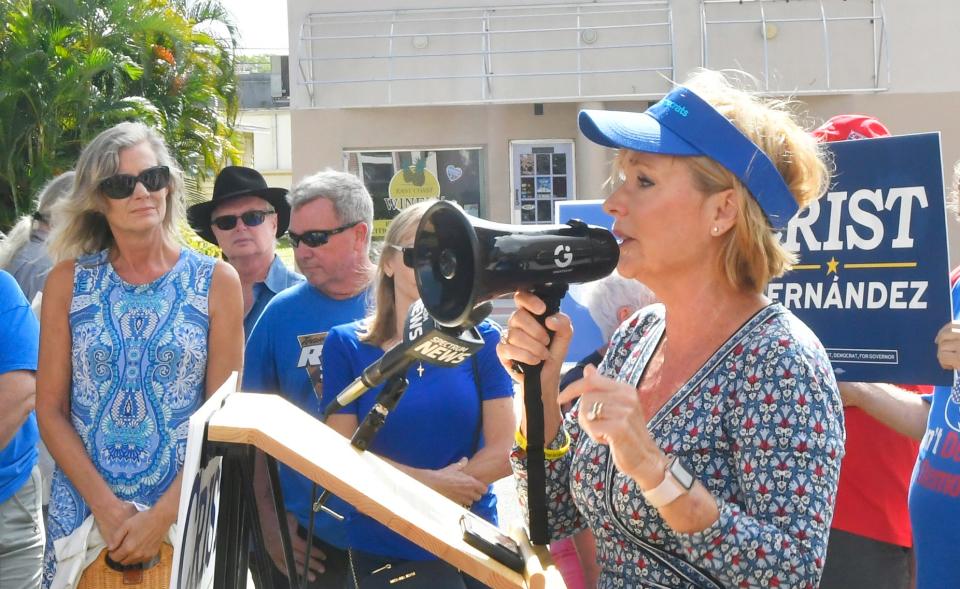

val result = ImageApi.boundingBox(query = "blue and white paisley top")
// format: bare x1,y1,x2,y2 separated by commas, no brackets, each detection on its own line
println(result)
43,248,215,585
512,303,845,589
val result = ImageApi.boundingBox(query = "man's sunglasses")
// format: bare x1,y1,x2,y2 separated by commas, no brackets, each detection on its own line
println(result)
288,220,361,248
211,210,275,231
99,166,171,199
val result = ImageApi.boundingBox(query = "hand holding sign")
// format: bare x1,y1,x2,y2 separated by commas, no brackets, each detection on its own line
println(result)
936,320,960,370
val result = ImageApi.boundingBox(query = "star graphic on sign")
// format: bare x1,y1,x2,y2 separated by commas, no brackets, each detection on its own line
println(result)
826,257,839,275
417,362,425,377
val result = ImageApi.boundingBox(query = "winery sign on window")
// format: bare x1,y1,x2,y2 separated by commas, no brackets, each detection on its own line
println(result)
344,148,486,239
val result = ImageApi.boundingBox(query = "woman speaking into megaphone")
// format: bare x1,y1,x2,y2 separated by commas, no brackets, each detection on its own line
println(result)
496,69,845,589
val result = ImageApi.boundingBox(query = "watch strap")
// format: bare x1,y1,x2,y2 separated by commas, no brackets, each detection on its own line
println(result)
641,456,692,509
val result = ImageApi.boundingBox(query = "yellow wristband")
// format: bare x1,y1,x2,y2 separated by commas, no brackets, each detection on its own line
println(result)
515,428,572,460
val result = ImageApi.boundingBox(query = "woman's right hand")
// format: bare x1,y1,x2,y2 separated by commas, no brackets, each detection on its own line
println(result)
497,291,573,447
94,499,138,550
425,458,487,507
496,291,573,390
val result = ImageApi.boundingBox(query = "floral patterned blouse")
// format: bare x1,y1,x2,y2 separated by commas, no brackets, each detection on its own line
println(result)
43,248,214,586
512,303,845,589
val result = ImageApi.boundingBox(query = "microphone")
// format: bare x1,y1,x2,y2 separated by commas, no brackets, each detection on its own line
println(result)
322,300,492,419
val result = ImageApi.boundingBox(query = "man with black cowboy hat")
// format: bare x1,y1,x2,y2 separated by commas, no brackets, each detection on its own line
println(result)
188,166,303,339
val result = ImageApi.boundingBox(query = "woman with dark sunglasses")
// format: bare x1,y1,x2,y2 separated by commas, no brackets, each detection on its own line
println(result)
35,122,244,588
321,201,516,589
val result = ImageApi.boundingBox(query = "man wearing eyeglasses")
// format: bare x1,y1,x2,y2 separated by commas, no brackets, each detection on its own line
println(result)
187,166,304,340
243,169,375,588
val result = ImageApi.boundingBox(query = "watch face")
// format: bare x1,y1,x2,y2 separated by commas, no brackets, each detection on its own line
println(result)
670,458,695,490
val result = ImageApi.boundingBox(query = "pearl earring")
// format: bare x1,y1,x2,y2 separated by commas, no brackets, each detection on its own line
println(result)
712,226,719,234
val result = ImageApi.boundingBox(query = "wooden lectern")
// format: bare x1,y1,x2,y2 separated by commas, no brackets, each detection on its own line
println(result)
205,392,565,589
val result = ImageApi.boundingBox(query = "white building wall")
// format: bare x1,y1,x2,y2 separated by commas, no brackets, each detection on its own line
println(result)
238,109,293,189
286,0,960,259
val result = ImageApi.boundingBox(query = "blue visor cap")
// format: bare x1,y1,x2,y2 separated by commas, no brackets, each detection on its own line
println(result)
578,86,798,230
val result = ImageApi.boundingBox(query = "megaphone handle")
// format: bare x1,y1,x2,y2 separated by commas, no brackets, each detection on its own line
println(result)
519,282,569,545
529,283,568,325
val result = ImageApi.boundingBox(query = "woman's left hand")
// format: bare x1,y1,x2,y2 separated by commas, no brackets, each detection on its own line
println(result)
558,365,667,489
107,506,172,565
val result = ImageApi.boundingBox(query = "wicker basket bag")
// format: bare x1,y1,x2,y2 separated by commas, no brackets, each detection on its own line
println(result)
76,543,174,589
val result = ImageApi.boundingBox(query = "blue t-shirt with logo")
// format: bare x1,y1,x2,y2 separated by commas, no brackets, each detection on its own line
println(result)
243,281,369,548
321,319,514,560
0,270,40,504
909,276,960,588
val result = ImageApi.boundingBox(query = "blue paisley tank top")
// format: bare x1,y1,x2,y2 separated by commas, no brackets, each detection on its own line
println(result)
43,248,215,585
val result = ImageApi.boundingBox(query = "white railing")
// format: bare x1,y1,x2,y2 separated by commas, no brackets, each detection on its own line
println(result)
297,1,675,108
700,0,889,95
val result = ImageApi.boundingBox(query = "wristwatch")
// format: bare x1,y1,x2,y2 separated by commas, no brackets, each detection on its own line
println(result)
641,455,695,508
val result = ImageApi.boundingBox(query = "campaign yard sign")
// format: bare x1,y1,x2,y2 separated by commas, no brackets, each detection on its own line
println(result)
769,133,952,386
169,374,236,589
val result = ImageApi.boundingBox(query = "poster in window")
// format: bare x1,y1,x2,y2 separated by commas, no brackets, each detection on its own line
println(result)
344,148,485,239
520,178,535,200
536,177,552,195
520,154,535,176
520,201,536,223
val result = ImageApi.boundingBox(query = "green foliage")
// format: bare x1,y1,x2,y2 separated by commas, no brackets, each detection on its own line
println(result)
179,220,221,258
0,0,242,230
237,53,272,74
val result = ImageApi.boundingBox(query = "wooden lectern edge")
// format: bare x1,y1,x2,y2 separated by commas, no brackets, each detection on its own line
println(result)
206,392,563,589
509,527,566,589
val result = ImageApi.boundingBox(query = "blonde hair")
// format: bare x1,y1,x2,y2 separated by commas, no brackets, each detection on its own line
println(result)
613,70,829,293
0,171,75,269
47,122,186,263
360,200,437,347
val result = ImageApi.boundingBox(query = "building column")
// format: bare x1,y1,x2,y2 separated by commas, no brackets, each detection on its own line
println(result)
575,101,609,200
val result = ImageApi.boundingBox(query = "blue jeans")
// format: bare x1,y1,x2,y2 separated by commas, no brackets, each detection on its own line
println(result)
0,465,44,589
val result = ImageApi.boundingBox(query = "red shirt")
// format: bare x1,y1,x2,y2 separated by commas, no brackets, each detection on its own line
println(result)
831,384,929,546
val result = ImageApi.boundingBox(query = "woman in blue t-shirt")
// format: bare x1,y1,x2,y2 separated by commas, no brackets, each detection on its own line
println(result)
321,200,515,586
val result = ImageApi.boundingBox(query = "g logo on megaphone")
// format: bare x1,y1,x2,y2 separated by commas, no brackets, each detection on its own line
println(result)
409,201,619,327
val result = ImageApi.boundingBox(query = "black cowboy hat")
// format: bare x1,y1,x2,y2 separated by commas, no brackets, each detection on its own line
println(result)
187,166,290,244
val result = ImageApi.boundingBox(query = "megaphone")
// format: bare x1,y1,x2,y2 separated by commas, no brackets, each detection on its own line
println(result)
410,201,620,327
